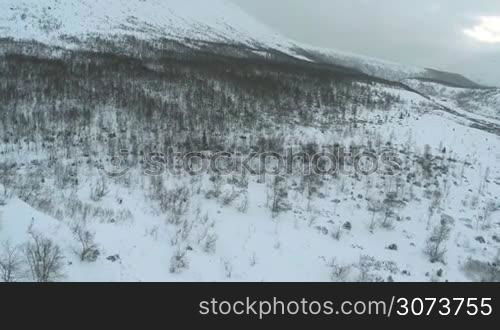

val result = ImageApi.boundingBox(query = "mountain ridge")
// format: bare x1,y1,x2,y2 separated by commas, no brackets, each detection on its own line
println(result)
0,0,487,88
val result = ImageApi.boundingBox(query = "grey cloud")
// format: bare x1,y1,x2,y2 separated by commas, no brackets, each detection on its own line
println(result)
229,0,500,86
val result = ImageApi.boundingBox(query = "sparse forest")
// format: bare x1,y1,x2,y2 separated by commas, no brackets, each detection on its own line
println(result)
0,35,499,282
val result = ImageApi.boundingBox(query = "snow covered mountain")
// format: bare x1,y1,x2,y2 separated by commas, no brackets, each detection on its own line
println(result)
0,0,484,87
404,79,500,121
1,0,284,46
1,0,499,283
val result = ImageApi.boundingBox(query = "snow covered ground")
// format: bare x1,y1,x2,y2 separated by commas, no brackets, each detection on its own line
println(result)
0,0,305,59
404,79,500,121
1,83,499,282
1,0,499,283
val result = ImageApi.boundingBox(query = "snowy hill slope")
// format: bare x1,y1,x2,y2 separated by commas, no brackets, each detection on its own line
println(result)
1,0,500,283
0,0,290,48
0,0,483,87
1,83,499,282
405,79,500,122
293,46,484,88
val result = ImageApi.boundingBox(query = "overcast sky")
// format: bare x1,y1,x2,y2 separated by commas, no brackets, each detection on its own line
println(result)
229,0,500,86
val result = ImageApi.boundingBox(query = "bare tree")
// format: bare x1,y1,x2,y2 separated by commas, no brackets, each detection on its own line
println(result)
329,258,351,282
481,200,497,229
267,176,290,218
0,241,23,282
169,248,189,274
90,176,109,202
159,186,190,225
71,223,99,262
203,233,217,254
367,199,384,231
223,260,233,279
25,232,65,282
357,255,376,282
479,167,490,196
237,191,249,213
425,221,451,264
0,184,13,206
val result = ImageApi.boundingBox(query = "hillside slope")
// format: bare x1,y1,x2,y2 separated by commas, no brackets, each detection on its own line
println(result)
0,0,484,87
0,0,288,47
1,0,499,283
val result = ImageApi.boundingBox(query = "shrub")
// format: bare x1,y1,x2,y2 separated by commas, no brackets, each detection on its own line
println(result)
25,232,65,282
71,223,100,262
203,234,217,254
463,258,500,282
268,176,290,218
90,177,109,202
425,222,451,264
329,259,351,282
0,241,23,282
159,186,190,225
169,249,189,274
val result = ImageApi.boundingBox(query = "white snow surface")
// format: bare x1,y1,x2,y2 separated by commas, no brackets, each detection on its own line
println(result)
0,0,498,283
404,79,500,121
1,85,499,282
0,0,298,54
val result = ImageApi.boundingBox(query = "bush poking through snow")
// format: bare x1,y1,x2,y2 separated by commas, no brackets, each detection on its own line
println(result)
424,221,451,264
267,176,290,218
237,192,249,213
205,175,223,199
224,260,233,279
329,258,351,282
331,226,343,241
463,258,500,282
160,187,190,225
90,177,109,202
0,241,23,282
71,223,100,262
169,249,189,274
357,255,377,282
380,203,396,230
0,185,13,206
220,189,239,206
203,234,217,254
25,231,65,282
367,200,384,231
